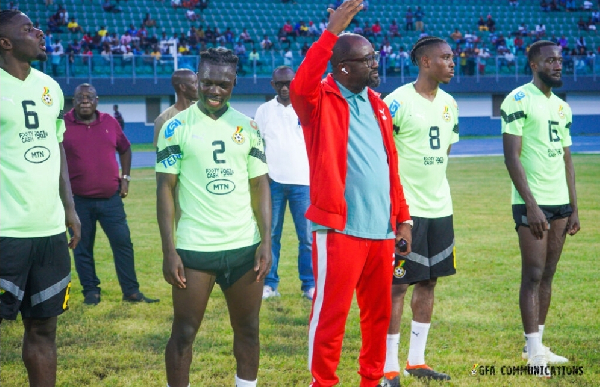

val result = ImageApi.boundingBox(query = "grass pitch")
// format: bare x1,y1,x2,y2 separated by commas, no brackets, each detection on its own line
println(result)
1,155,599,386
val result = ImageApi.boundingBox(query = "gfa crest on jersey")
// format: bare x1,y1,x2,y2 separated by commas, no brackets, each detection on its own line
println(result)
41,87,53,106
393,260,406,278
232,126,245,144
442,106,451,122
558,105,565,119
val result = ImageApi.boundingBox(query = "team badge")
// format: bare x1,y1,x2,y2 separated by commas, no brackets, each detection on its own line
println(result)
558,105,565,119
250,120,258,130
41,87,53,106
442,106,451,122
164,119,181,140
389,99,401,118
393,260,406,279
514,91,526,102
232,126,245,144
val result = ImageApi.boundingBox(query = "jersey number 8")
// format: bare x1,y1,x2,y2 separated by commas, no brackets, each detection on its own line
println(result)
429,126,440,150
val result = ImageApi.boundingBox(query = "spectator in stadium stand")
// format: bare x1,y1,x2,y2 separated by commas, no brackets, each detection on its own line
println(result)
319,18,327,33
220,27,232,44
362,21,373,37
249,48,261,69
121,31,132,46
62,84,159,305
55,5,68,25
414,6,425,32
290,1,412,385
450,29,463,45
277,28,291,49
171,0,181,8
102,0,121,13
405,7,414,31
588,17,597,31
308,21,319,36
239,28,254,44
593,8,600,22
577,17,588,30
514,35,525,53
558,34,568,50
486,14,496,32
576,35,587,50
566,0,577,11
204,25,215,44
261,35,273,50
101,44,111,63
185,9,197,21
299,21,309,36
197,0,209,12
81,32,93,47
583,0,593,10
50,39,63,76
353,22,364,35
283,20,295,39
283,48,293,66
143,13,156,28
150,45,161,62
67,17,83,33
540,0,550,11
372,20,382,37
535,23,546,37
550,0,560,11
389,19,400,37
477,16,487,31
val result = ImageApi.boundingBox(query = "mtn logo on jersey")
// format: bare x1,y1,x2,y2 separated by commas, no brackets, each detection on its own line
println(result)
514,91,526,102
389,99,401,118
232,126,245,144
41,87,53,106
393,260,406,278
442,106,451,122
164,119,182,140
558,105,565,119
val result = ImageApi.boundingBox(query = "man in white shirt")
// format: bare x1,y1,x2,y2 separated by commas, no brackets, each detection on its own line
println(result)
254,66,315,300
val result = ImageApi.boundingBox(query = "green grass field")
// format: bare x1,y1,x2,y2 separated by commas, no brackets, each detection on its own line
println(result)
1,155,599,387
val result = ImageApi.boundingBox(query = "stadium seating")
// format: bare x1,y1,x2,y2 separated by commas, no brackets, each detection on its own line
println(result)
15,0,600,77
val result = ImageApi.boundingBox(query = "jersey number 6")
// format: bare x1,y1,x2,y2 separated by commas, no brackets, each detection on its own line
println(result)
548,120,561,143
22,101,40,130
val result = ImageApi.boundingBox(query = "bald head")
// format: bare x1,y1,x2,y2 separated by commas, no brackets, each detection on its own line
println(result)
331,33,370,67
74,83,97,96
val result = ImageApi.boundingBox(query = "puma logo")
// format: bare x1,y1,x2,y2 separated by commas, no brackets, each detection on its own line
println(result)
412,331,420,337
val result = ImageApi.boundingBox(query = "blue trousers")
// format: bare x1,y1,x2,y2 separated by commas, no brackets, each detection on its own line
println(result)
73,191,139,297
265,181,314,292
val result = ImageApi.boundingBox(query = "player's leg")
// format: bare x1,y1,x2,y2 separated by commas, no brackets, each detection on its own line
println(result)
264,180,286,297
72,195,101,302
405,216,453,380
97,191,140,298
309,231,369,387
287,184,314,296
355,238,394,387
20,233,71,387
223,268,263,384
165,267,215,387
22,317,58,387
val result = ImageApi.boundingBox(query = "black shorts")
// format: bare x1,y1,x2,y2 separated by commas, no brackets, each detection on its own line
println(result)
0,233,72,320
177,243,259,290
393,216,456,285
512,204,573,231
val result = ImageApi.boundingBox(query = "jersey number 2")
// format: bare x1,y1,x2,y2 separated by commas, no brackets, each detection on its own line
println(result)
429,126,441,150
212,140,226,164
548,120,561,143
22,101,40,130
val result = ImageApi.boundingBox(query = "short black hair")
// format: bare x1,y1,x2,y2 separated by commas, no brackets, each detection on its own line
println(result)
199,47,238,69
527,40,559,63
410,36,447,66
0,10,23,38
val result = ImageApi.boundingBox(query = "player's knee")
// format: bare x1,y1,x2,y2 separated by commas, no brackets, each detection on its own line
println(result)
542,264,558,280
24,318,57,340
171,321,199,347
392,283,409,299
523,267,544,284
419,278,437,290
231,317,259,340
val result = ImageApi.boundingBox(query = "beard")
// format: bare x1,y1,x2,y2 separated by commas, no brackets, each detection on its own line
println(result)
538,71,563,88
367,70,381,88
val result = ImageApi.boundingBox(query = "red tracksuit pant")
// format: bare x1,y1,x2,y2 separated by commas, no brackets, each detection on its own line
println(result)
308,230,394,387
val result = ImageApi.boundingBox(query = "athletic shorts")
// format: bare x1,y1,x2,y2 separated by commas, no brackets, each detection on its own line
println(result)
177,243,259,290
0,233,72,320
512,204,573,231
392,215,456,285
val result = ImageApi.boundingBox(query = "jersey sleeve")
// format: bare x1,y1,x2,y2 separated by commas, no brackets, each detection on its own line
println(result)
384,93,403,130
247,127,268,179
501,91,527,136
450,97,459,144
116,122,131,154
155,117,184,175
561,104,573,148
56,90,66,142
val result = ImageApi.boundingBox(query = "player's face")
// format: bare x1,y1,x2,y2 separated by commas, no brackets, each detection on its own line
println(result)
73,86,98,119
271,68,294,101
182,73,199,101
428,43,455,84
534,45,563,88
197,63,236,115
343,38,380,89
0,13,47,62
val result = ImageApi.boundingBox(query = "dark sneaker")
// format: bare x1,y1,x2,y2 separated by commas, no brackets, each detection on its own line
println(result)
83,293,101,305
123,292,159,303
404,362,451,380
380,372,400,386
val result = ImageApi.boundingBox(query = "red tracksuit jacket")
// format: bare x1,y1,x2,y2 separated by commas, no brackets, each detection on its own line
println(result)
290,30,410,233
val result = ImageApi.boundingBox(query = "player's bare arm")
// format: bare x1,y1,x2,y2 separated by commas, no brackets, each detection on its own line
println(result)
326,0,364,35
59,143,81,249
156,172,186,288
503,133,547,240
249,173,272,282
563,147,580,236
119,147,132,198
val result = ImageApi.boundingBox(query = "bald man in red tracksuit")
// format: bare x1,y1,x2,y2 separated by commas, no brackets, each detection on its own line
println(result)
290,3,412,386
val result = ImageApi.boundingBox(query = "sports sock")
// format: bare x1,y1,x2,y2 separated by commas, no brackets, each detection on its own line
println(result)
407,321,430,366
539,325,545,345
235,375,257,387
525,332,542,358
383,333,400,374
